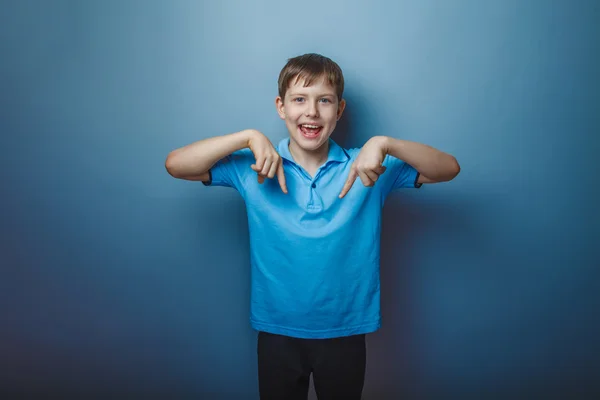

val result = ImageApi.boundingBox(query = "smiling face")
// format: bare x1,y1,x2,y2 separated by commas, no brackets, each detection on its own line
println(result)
275,74,346,159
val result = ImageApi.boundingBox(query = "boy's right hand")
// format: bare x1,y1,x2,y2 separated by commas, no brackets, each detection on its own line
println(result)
247,130,288,194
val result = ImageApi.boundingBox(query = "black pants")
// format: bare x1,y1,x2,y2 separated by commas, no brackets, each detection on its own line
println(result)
257,331,366,400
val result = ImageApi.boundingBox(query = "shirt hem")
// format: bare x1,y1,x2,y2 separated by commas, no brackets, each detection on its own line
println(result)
250,319,381,339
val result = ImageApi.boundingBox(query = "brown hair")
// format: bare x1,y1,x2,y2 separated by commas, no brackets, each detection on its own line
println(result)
278,53,345,102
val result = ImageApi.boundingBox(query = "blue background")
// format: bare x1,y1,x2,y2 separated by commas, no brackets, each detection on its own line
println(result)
1,0,598,398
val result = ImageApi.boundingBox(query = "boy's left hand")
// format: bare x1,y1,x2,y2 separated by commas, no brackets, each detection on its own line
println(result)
339,136,388,198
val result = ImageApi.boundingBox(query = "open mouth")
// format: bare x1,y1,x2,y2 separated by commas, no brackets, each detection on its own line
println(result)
298,124,323,138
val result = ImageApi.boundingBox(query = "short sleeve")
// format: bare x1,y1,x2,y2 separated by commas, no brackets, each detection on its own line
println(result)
381,154,422,193
202,149,255,193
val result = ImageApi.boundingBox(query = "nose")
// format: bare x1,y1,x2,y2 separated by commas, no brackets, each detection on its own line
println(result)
304,100,319,117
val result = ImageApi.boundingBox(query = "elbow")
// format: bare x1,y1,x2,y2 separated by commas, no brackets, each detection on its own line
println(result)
165,150,209,180
165,151,183,178
436,156,460,182
446,157,460,181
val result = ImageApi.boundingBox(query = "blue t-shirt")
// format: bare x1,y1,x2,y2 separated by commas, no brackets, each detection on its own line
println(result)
204,137,421,339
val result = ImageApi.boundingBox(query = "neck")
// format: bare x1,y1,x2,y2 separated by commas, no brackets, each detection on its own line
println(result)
288,139,329,176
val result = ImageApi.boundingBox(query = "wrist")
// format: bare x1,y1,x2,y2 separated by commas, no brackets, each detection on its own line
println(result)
371,135,391,154
241,129,261,148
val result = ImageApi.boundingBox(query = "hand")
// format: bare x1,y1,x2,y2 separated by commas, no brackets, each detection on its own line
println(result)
247,130,288,194
339,136,388,198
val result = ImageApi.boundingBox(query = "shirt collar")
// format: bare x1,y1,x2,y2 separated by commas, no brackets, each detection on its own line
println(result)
277,137,349,165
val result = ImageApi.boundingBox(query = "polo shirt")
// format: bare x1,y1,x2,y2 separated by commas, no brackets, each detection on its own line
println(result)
203,137,421,339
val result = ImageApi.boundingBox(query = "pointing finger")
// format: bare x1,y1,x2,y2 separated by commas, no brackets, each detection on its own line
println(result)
339,168,358,198
276,163,288,194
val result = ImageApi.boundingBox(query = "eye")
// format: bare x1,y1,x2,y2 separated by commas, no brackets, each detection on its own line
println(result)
293,97,304,103
319,98,332,103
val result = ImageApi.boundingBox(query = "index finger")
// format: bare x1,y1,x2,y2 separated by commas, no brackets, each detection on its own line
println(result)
339,168,358,198
276,163,288,194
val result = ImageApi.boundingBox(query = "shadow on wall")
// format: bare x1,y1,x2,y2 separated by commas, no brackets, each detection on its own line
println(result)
331,90,476,398
369,196,472,399
331,88,362,149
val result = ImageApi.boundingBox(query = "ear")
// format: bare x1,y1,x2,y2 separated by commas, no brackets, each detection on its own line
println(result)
275,96,286,120
336,98,346,120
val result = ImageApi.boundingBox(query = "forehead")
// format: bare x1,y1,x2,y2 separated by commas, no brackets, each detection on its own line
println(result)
286,74,336,96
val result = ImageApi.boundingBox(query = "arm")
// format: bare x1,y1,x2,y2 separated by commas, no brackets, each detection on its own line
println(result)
380,136,460,183
338,136,460,198
165,129,288,193
165,129,255,181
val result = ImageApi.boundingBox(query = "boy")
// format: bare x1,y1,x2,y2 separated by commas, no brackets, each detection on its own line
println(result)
165,53,459,400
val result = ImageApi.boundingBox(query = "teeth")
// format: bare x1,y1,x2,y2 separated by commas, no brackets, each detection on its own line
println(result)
302,124,320,129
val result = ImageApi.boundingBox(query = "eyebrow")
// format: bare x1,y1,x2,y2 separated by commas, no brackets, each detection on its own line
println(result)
288,92,336,98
